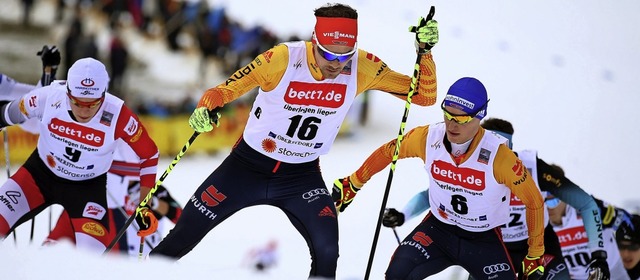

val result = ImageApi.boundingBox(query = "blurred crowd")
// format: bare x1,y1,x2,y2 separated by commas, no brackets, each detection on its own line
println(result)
19,0,302,116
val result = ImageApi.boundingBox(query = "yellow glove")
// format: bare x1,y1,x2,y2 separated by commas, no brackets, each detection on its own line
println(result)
522,255,544,280
409,6,438,52
331,177,360,212
188,107,221,133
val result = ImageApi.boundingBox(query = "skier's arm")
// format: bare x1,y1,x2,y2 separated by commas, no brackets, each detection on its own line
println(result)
401,189,431,220
536,158,605,253
348,125,429,188
356,50,437,106
196,44,289,110
115,106,159,201
494,144,545,257
0,87,48,128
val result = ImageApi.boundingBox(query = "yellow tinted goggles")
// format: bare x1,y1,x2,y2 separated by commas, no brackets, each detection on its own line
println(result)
443,110,475,124
441,99,489,124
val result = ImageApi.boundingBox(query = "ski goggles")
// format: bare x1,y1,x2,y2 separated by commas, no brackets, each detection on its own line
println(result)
313,34,356,63
441,99,489,124
67,88,105,109
544,197,561,209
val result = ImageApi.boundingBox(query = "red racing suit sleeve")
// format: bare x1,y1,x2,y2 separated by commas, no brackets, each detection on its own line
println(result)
114,105,158,189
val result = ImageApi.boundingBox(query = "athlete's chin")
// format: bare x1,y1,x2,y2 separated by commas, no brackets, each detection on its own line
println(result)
76,116,92,123
446,131,461,143
322,69,341,79
622,260,635,269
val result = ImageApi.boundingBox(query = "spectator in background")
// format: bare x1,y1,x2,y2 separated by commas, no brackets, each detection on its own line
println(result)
63,14,83,76
21,0,35,26
109,29,129,99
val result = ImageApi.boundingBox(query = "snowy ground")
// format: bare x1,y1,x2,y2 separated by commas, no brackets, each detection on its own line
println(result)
2,0,640,279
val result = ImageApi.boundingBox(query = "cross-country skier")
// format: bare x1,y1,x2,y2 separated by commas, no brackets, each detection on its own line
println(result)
333,77,546,279
0,57,159,253
149,3,440,278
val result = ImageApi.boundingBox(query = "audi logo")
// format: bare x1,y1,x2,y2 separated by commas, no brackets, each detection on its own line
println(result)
302,188,330,199
483,263,511,274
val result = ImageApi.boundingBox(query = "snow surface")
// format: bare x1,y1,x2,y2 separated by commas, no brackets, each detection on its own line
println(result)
1,0,640,279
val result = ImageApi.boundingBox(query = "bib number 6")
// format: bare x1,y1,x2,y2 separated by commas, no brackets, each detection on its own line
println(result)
451,194,468,215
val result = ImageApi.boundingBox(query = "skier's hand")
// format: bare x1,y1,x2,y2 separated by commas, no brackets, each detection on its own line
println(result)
189,107,221,133
587,251,610,280
522,255,544,280
382,208,405,228
135,206,158,237
125,191,158,216
37,45,60,69
332,177,360,213
409,6,438,52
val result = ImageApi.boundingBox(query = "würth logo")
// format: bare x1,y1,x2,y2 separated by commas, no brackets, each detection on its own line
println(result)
284,81,346,108
412,232,433,247
512,159,524,176
201,185,227,207
48,118,105,147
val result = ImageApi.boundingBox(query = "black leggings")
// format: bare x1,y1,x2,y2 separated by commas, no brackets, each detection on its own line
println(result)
151,138,339,278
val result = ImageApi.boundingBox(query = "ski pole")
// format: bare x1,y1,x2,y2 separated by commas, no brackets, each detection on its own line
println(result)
103,131,201,254
392,227,401,245
138,236,145,261
30,52,56,242
363,6,435,279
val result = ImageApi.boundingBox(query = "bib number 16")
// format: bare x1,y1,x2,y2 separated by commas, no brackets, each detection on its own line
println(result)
286,115,321,140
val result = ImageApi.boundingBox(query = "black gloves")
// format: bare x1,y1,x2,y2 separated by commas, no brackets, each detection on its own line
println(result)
382,208,405,227
587,250,610,280
37,45,60,86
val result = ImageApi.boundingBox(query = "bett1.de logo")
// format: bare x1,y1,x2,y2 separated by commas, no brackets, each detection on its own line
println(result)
284,81,346,108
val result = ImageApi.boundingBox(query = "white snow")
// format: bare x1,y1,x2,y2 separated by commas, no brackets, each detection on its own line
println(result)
1,0,640,279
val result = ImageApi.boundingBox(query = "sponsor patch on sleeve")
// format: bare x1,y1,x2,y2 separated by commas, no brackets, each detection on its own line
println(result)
124,116,139,136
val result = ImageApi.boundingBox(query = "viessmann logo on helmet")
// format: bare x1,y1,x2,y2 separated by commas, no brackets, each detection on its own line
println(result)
48,118,105,146
284,81,346,108
323,31,355,40
431,160,486,191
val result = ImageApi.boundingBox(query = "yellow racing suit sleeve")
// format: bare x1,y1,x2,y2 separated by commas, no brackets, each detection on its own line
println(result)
355,50,437,106
493,144,545,257
349,125,429,188
197,44,290,109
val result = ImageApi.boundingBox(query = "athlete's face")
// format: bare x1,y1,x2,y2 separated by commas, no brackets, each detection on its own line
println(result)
619,241,640,269
442,105,480,144
68,96,103,123
546,196,567,226
313,41,355,79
